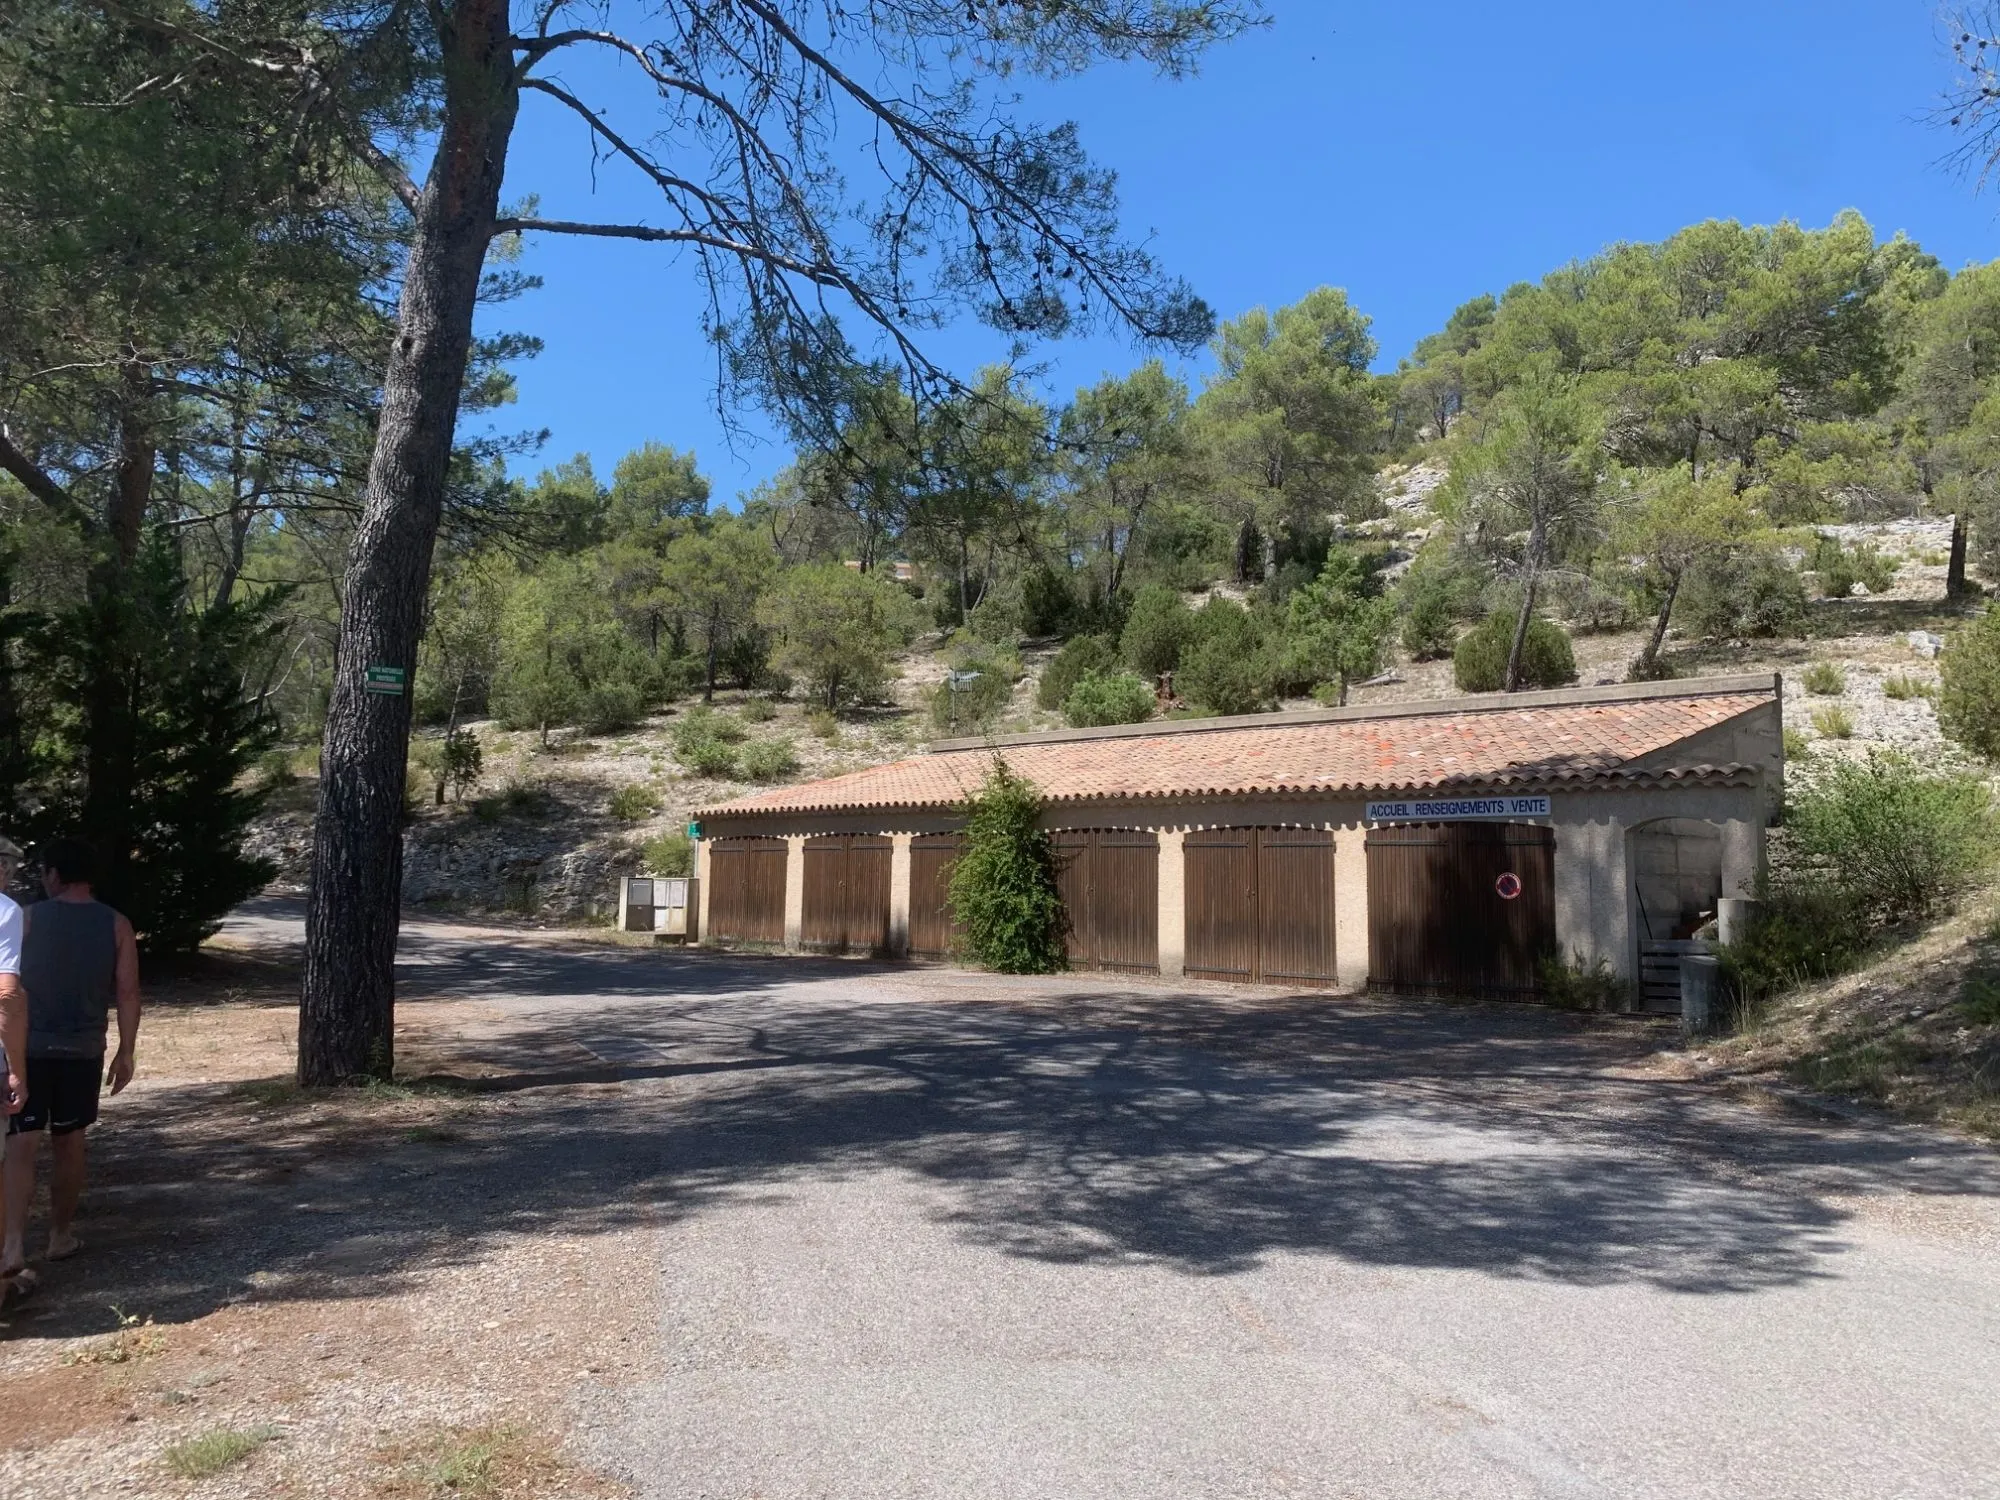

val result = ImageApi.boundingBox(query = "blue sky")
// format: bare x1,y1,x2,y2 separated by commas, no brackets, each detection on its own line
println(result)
486,1,1999,502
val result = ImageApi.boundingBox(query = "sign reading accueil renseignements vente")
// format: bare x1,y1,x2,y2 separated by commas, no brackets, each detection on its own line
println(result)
1365,794,1551,823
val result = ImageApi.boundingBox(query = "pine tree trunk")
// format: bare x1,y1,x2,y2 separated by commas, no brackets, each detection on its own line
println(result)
0,561,23,805
298,2,518,1085
108,358,153,567
1947,513,1969,599
1640,568,1682,671
1504,573,1539,692
78,367,157,906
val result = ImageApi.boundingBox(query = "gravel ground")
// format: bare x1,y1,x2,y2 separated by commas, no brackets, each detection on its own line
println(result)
12,904,1995,1498
0,911,654,1499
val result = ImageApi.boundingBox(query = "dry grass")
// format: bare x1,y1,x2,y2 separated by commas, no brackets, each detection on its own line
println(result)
1882,671,1937,700
375,1424,624,1499
163,1424,282,1479
60,1310,165,1367
1688,898,2000,1140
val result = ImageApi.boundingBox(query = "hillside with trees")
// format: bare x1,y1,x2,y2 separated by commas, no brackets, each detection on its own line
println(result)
12,163,2000,928
214,214,2000,935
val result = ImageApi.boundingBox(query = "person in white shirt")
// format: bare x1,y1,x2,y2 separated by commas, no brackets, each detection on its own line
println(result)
0,838,27,1309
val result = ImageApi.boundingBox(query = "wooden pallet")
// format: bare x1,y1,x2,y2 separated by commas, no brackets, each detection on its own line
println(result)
1639,939,1712,1015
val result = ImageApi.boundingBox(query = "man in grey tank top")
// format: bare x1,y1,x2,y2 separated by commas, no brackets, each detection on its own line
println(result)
0,839,141,1280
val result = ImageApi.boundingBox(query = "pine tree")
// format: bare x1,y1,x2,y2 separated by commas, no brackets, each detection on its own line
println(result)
20,536,279,951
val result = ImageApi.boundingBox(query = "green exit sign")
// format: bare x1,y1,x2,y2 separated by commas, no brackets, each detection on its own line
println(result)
363,665,406,696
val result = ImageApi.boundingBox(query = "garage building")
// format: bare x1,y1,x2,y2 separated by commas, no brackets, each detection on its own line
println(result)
693,674,1783,1005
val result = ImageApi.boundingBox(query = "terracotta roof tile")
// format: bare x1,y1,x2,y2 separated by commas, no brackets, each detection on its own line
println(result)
700,689,1772,820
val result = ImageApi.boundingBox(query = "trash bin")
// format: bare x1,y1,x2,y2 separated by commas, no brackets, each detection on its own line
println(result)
1679,953,1720,1036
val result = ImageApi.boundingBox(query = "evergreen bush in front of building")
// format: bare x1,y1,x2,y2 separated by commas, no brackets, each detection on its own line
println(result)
947,758,1067,974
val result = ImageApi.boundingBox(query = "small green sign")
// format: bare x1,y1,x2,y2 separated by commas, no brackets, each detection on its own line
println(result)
364,665,406,696
686,820,703,840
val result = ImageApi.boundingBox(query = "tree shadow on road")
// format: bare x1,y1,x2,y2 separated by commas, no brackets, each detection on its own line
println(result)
15,936,2000,1340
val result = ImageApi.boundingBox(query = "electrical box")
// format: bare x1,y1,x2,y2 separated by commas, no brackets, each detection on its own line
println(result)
619,875,698,941
660,876,697,938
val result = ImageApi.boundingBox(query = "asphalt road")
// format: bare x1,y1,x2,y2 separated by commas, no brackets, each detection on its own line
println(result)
237,902,2000,1498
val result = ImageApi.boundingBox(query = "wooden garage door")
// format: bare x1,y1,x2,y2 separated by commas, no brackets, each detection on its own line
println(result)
801,835,893,954
1184,827,1337,986
1366,822,1555,998
706,837,787,944
908,834,963,958
1257,827,1338,984
1055,830,1159,973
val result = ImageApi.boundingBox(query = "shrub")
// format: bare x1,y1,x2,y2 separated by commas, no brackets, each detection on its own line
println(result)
1451,611,1577,692
1718,884,1870,1014
675,737,738,778
675,707,746,746
1063,670,1154,728
1119,584,1197,678
403,755,434,812
1020,565,1081,638
580,676,647,734
1538,952,1633,1012
1177,599,1273,715
1964,968,2000,1026
947,757,1066,973
1800,660,1845,695
737,696,777,723
1396,558,1482,662
806,709,840,741
719,626,776,691
965,586,1022,645
1939,604,2000,761
1180,635,1271,715
1809,705,1855,739
470,781,550,824
1782,727,1811,760
258,747,300,789
1881,672,1935,701
609,783,660,822
441,729,483,801
642,830,695,877
672,707,746,777
929,638,1020,733
1785,749,1997,927
1401,584,1459,662
1809,534,1896,598
1037,633,1117,710
738,737,799,782
1545,566,1640,634
1679,546,1808,639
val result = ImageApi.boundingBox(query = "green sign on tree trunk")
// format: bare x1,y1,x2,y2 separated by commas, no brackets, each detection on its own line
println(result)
363,665,405,696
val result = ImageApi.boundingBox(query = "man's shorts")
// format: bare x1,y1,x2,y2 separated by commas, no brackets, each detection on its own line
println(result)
8,1056,102,1135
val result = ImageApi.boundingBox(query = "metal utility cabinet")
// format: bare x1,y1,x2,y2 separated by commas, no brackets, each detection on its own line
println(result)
620,876,700,940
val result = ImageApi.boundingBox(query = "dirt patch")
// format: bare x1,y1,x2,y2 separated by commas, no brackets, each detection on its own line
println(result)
0,959,645,1499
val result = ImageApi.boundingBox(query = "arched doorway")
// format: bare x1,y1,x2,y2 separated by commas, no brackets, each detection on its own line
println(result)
1630,818,1724,1013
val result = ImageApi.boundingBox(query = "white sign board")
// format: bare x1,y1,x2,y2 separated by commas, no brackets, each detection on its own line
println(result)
1365,795,1551,823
